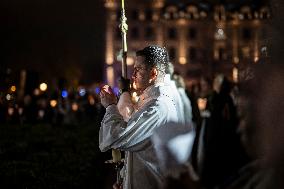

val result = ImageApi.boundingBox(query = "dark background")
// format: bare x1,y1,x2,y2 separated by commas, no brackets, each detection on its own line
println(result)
0,0,267,85
0,0,105,84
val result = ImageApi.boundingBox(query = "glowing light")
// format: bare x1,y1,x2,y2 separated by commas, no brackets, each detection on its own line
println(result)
127,57,134,66
10,86,16,92
34,89,40,96
107,66,114,87
79,88,86,97
50,100,57,107
233,67,238,83
6,94,12,101
200,11,207,18
153,14,159,21
38,110,45,118
132,82,137,90
88,96,95,105
39,83,48,92
242,47,250,58
233,57,239,64
106,56,114,65
8,107,14,116
95,87,100,94
217,28,224,35
72,103,79,111
215,28,225,40
18,107,24,115
179,57,187,65
61,90,68,98
197,98,207,111
139,12,145,20
132,92,139,103
113,87,119,95
254,56,259,63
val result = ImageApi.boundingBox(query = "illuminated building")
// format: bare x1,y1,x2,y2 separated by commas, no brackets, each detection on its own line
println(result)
104,0,270,85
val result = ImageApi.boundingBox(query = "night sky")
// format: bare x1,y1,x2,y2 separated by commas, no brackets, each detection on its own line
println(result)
0,0,105,84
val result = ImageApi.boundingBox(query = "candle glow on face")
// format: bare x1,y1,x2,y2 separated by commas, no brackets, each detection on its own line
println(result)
197,98,207,111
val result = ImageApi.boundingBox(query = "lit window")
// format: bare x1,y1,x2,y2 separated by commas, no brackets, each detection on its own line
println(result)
215,28,226,40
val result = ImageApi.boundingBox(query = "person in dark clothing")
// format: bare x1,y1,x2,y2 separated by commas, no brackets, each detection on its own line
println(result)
200,74,249,189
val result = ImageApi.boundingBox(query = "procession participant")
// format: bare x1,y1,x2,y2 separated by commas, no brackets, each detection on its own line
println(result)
99,45,181,189
164,62,185,124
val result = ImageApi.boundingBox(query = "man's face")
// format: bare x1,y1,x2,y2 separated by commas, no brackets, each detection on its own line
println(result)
132,56,152,92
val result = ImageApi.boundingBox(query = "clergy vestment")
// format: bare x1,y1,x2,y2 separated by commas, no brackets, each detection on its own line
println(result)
99,83,180,189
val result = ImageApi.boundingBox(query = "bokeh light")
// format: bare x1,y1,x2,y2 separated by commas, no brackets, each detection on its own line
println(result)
61,90,68,98
10,86,16,92
39,83,48,92
50,100,57,107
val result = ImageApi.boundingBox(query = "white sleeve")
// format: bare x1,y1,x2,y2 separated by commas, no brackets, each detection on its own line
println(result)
99,100,164,152
117,92,135,121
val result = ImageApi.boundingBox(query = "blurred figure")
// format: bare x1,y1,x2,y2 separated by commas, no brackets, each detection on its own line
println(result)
200,74,248,188
164,62,185,124
199,77,212,99
229,64,284,189
173,74,193,126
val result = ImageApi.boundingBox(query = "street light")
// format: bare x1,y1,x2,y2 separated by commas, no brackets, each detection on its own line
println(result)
39,83,48,92
50,100,57,108
10,86,16,92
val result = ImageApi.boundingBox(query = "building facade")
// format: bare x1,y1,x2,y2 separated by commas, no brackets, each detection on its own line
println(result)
104,0,270,87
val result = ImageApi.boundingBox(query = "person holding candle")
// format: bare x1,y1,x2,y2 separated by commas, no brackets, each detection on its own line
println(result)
99,45,182,189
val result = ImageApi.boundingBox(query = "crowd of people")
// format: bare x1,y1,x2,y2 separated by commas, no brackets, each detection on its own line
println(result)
98,45,284,189
0,89,105,125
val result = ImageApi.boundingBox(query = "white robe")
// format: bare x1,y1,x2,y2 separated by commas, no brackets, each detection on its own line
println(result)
164,74,185,124
152,122,196,179
99,83,180,189
178,87,193,125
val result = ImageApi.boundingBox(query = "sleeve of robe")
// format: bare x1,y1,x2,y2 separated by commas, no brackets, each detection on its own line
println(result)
99,99,170,152
117,92,135,121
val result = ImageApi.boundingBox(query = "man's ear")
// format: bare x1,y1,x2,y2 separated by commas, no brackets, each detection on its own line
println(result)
150,67,158,80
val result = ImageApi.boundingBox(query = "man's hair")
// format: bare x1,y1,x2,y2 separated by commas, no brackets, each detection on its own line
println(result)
136,45,169,75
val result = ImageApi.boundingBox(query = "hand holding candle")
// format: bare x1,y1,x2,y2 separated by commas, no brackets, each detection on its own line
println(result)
100,85,117,108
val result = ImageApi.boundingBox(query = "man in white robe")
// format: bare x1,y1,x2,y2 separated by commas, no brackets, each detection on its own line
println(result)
99,45,181,189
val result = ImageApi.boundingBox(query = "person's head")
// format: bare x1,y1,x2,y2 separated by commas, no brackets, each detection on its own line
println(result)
199,76,212,97
132,45,169,92
213,74,231,95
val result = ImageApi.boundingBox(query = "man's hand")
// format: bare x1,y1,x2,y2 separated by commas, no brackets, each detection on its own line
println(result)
100,85,117,108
